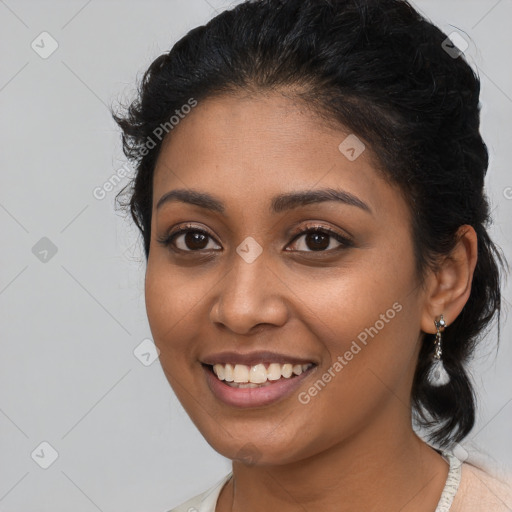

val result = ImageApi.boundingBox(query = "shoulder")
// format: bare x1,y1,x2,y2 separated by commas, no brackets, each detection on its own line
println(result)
165,473,232,512
451,460,512,511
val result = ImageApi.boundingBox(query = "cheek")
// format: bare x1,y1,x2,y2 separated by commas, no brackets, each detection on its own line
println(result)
287,300,420,461
144,261,211,414
144,260,204,365
294,247,414,352
293,249,421,410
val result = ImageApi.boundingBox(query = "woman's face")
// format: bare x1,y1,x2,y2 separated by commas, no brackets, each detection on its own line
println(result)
145,92,430,465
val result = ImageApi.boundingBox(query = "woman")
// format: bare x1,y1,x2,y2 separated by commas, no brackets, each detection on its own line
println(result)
112,0,512,510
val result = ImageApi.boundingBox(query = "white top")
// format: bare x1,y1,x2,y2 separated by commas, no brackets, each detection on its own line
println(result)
167,449,512,512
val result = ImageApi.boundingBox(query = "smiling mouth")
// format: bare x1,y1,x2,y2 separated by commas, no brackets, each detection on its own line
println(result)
203,362,316,388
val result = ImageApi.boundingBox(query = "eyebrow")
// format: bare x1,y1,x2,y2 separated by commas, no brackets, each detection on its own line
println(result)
156,187,372,215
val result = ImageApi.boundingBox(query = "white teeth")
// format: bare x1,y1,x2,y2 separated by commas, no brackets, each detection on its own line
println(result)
224,363,234,382
212,362,314,384
233,364,249,383
249,363,267,384
214,364,225,381
281,363,293,378
267,363,282,381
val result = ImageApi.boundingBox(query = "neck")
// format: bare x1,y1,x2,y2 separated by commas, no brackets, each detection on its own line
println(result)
217,410,449,512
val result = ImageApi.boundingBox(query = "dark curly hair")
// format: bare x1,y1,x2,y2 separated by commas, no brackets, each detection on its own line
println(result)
111,0,507,448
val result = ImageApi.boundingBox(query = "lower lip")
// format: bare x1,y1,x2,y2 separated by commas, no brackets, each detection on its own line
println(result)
203,364,317,408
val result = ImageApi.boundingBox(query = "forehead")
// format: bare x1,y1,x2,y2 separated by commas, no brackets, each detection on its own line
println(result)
152,92,406,222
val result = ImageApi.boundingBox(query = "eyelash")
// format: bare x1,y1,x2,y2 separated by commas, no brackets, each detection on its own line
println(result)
156,223,354,254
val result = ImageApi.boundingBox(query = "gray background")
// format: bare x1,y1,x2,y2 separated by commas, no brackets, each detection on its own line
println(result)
0,0,511,510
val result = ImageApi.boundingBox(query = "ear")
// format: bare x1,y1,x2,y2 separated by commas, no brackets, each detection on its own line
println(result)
420,225,478,334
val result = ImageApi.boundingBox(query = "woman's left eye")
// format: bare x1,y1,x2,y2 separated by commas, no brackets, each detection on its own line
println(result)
156,224,353,253
287,226,353,252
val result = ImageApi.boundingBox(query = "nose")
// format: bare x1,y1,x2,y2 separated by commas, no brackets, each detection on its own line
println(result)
209,248,289,335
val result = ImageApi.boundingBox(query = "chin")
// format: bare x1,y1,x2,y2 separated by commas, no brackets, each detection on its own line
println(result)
201,427,307,466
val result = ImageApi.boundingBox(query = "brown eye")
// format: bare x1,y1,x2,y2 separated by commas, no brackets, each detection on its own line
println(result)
301,231,330,251
177,230,210,250
157,225,221,252
287,226,353,253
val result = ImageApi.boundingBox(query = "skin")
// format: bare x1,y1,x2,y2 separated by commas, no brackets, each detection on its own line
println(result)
145,91,478,512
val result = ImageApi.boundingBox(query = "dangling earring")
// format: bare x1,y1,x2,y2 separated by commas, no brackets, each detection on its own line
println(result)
427,314,450,386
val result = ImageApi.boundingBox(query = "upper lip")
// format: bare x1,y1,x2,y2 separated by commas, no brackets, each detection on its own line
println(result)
201,351,317,367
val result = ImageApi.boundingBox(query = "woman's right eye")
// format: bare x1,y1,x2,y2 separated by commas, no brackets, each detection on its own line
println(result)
157,225,222,252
